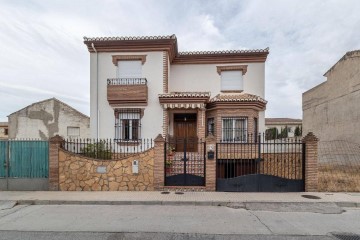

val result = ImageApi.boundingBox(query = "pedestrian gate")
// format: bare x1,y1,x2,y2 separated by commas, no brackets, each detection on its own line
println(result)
0,140,49,190
164,138,206,186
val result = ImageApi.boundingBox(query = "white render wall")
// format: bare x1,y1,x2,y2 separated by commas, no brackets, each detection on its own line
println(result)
90,51,164,139
8,99,90,140
169,63,265,98
169,62,266,132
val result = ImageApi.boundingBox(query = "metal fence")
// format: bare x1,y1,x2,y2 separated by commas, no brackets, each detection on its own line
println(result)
63,138,154,160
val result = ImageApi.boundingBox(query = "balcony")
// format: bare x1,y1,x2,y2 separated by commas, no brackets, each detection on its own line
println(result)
107,78,148,106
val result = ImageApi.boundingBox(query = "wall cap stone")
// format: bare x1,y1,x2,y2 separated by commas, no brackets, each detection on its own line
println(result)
154,134,165,142
302,132,319,143
205,133,216,142
50,135,65,143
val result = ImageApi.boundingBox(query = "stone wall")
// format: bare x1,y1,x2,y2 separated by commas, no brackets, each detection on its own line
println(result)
58,148,154,191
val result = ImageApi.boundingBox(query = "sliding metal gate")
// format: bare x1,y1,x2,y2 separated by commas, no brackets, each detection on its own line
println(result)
216,136,305,192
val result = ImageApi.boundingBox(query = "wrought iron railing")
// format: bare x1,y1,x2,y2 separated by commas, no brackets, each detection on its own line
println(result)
63,138,153,160
107,78,147,85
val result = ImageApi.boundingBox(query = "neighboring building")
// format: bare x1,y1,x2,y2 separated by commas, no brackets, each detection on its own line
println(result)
8,98,90,140
303,50,360,144
0,122,8,139
84,34,269,143
265,118,302,138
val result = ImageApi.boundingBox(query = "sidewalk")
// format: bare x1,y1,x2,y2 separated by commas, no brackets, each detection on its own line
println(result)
0,191,359,207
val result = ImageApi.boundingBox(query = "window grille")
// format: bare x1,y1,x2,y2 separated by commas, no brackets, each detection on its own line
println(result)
207,118,215,136
222,117,247,142
115,109,141,141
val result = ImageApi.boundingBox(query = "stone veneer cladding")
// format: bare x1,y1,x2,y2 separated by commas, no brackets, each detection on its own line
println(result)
58,148,154,191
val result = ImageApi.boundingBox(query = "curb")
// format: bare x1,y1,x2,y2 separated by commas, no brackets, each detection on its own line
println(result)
14,200,360,208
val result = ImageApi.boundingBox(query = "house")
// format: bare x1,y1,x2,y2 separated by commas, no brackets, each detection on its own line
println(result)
8,98,90,140
0,122,8,139
83,34,268,145
265,118,302,139
303,50,360,145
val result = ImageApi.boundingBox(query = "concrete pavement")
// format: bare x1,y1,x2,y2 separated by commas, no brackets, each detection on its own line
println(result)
0,205,359,239
0,191,359,208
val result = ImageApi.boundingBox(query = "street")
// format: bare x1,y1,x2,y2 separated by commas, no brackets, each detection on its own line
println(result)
0,204,359,239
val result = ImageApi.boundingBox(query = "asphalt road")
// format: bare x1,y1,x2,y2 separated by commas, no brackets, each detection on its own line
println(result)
0,204,359,240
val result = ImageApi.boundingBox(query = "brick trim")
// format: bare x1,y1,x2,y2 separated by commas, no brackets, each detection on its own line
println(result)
216,65,248,75
163,51,169,93
112,55,147,66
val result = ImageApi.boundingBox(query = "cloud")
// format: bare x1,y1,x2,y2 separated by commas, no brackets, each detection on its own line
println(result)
0,0,359,122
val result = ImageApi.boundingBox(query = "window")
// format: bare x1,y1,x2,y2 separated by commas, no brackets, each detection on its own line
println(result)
221,71,243,91
207,118,215,136
117,60,142,78
115,109,141,141
222,117,247,142
217,65,247,92
67,127,80,137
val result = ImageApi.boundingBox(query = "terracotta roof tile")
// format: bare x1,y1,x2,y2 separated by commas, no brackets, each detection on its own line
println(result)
265,118,302,124
159,92,211,98
209,93,267,103
179,48,269,55
83,35,176,42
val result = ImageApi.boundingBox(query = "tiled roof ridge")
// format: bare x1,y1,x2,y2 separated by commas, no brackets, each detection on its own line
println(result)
210,93,267,103
159,92,211,97
83,34,176,42
178,48,269,55
266,118,302,122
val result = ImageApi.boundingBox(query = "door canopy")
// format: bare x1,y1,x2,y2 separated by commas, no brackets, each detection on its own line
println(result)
159,92,210,109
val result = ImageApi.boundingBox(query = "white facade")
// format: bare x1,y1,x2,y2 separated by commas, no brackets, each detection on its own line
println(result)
90,51,164,139
86,35,268,140
170,63,266,133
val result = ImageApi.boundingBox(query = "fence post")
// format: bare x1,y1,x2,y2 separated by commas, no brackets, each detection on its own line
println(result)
302,132,319,192
49,135,64,191
205,134,216,191
153,134,165,190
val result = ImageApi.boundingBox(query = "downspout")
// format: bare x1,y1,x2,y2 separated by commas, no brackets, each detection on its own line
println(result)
91,43,99,139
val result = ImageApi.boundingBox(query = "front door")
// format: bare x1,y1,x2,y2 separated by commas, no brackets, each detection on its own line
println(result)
173,113,197,152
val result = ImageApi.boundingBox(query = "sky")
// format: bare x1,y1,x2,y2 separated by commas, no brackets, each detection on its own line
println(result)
0,0,359,122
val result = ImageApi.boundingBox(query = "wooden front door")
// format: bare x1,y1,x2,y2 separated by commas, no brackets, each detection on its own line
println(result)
173,114,198,152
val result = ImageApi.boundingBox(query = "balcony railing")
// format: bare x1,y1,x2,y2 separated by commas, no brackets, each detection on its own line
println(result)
107,78,147,85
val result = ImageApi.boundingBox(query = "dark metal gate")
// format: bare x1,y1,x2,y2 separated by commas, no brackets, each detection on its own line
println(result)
164,138,206,186
216,134,305,192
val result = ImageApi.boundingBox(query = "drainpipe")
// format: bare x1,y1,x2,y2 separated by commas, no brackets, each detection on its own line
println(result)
91,43,99,139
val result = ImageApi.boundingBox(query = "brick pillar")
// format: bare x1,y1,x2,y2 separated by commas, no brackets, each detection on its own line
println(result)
205,134,216,191
49,135,64,191
302,132,319,192
153,134,165,190
162,109,169,137
197,108,206,140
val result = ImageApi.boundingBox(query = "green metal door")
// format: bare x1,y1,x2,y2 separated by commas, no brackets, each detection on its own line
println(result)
0,140,49,190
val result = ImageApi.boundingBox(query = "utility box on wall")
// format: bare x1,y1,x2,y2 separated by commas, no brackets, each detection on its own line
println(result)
132,160,139,174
